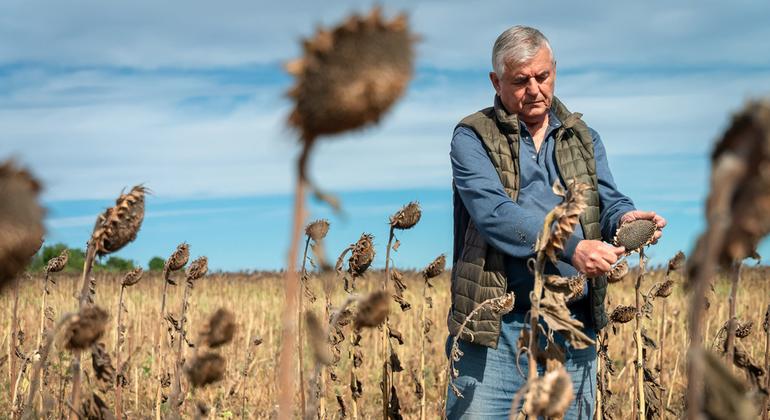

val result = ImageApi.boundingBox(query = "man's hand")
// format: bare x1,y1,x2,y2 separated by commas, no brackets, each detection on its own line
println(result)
572,240,625,277
619,210,667,243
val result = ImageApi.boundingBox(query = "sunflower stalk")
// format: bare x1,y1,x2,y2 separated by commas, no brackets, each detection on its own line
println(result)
170,280,193,417
155,243,188,420
115,284,126,419
686,134,745,420
419,274,428,420
115,267,141,420
448,293,515,399
724,262,741,368
22,313,77,420
381,225,395,419
298,234,311,419
528,212,555,382
305,295,357,420
762,304,770,420
634,249,646,419
169,256,207,419
277,174,306,420
686,101,770,420
68,242,97,420
36,249,67,411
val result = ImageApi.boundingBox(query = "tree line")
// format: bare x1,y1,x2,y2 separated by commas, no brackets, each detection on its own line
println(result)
27,242,165,273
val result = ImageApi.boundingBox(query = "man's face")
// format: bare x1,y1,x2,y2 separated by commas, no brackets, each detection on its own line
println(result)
490,46,556,124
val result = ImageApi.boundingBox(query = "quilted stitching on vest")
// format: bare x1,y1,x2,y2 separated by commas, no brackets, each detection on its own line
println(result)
448,96,607,349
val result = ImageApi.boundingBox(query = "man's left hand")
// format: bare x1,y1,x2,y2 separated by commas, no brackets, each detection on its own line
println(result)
619,210,667,244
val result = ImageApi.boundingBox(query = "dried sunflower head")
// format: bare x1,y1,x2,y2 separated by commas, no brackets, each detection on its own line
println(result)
305,219,330,242
390,201,421,230
46,249,69,274
65,306,109,350
166,242,190,272
614,219,656,253
348,233,375,277
286,7,415,143
655,279,674,298
121,267,143,287
422,254,446,280
707,100,770,264
491,292,516,314
185,351,225,388
607,259,629,283
91,185,147,257
523,367,574,418
354,290,389,329
90,342,115,383
201,308,236,348
735,320,753,338
609,305,636,324
186,256,208,282
666,251,685,275
539,180,591,263
0,161,45,288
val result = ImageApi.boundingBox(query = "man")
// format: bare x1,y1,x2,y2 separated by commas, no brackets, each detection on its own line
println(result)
445,26,666,419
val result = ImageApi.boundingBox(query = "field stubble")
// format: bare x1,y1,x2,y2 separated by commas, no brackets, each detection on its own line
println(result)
1,266,768,418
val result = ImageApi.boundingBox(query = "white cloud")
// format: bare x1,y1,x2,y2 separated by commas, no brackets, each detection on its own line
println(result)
1,1,769,201
2,1,769,70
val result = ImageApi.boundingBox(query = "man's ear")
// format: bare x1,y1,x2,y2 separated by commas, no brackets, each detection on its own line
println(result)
489,71,501,95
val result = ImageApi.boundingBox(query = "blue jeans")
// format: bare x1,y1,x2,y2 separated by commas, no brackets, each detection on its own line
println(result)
445,311,597,419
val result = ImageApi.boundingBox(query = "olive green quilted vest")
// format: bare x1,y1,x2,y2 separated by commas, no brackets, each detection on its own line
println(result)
448,95,609,349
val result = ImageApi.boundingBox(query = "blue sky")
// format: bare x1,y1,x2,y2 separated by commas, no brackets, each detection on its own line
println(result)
2,1,770,270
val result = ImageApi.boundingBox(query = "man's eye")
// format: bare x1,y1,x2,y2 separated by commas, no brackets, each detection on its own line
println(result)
512,78,527,86
536,73,550,83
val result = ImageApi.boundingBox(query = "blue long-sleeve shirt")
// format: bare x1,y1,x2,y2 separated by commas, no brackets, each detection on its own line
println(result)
451,109,635,322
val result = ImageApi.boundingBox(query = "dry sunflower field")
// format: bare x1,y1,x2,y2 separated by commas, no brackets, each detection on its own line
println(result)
0,260,768,419
2,6,770,420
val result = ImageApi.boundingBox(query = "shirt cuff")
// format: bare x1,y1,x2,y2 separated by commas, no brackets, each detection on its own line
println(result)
608,207,636,240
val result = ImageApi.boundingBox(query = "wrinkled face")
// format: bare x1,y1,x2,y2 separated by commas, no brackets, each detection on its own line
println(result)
490,46,556,124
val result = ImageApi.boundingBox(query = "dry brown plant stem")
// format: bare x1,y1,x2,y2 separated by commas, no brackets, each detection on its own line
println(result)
686,155,745,420
448,292,515,399
69,242,97,420
527,211,557,382
350,331,359,420
23,313,77,420
381,225,395,419
156,264,176,420
115,284,126,420
634,249,646,419
12,357,32,416
763,304,770,420
596,334,604,419
170,275,195,417
419,274,428,420
762,322,770,420
306,295,358,420
278,174,306,420
317,274,336,420
298,235,311,419
36,273,49,350
725,262,741,366
35,272,51,413
10,276,20,420
659,299,667,372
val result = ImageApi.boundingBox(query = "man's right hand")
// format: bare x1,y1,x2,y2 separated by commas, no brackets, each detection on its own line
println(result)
571,240,625,277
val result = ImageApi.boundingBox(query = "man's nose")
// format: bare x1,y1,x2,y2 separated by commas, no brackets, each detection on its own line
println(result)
525,77,539,96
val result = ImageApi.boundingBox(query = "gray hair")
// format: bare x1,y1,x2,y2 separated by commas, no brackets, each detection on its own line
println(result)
492,26,553,75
